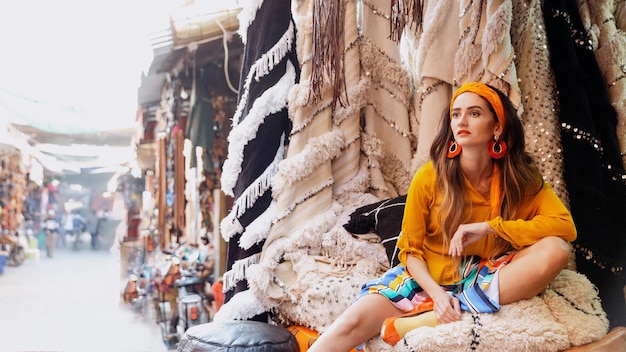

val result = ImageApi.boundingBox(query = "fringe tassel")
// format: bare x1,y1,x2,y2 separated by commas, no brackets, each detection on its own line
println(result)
239,201,277,250
310,0,348,108
390,0,423,43
221,64,294,195
253,22,295,82
223,252,262,292
232,134,284,216
232,23,295,127
220,138,284,241
213,289,267,322
237,0,265,44
220,214,243,242
272,129,343,194
232,144,282,218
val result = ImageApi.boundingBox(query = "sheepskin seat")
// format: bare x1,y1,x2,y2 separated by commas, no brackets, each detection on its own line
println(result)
364,269,608,352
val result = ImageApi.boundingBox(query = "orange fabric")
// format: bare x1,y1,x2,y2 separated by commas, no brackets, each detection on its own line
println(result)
450,82,505,130
380,299,435,346
489,163,503,220
211,280,224,311
287,325,359,352
287,325,319,352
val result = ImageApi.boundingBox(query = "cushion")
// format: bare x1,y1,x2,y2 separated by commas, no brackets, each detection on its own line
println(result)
177,320,299,352
344,195,406,267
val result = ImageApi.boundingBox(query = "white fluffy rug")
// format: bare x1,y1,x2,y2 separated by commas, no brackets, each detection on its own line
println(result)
364,269,609,352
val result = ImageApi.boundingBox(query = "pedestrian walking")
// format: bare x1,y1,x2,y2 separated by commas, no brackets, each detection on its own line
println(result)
43,210,59,258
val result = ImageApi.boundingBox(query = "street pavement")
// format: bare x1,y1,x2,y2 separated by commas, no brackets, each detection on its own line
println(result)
0,242,169,352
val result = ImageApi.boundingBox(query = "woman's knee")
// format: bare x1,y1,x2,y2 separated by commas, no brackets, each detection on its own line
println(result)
331,295,397,338
534,236,571,268
337,311,365,332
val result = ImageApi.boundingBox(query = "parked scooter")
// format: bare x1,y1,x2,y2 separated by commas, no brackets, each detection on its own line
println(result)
122,271,154,316
121,243,154,319
174,259,213,331
155,246,213,350
155,252,182,350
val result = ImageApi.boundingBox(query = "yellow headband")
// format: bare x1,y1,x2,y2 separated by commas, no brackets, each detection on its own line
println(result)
450,82,505,130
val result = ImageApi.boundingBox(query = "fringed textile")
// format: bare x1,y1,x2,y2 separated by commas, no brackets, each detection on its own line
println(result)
231,22,295,128
271,130,344,195
221,135,284,241
361,0,414,197
587,0,626,170
237,0,264,44
218,0,298,321
389,0,423,43
510,0,568,203
213,289,267,322
310,0,348,107
222,253,262,293
544,0,626,328
455,0,520,108
246,0,375,318
401,0,521,168
239,201,277,250
221,65,295,195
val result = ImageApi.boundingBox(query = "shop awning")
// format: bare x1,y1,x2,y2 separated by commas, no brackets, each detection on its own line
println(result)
170,4,241,48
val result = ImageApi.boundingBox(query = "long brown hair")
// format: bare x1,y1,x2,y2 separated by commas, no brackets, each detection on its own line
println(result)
430,84,543,261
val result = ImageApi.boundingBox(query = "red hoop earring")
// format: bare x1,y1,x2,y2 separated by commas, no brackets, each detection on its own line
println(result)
447,141,461,158
489,137,507,159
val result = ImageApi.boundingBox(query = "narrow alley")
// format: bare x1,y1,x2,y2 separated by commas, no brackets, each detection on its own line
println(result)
0,244,168,352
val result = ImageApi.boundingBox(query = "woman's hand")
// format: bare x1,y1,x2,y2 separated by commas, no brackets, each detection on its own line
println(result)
448,221,496,256
431,291,461,323
405,256,462,323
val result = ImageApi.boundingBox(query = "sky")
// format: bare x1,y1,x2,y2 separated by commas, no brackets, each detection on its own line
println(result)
0,0,175,132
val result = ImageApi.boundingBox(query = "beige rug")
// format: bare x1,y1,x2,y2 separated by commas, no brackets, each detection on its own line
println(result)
364,269,609,352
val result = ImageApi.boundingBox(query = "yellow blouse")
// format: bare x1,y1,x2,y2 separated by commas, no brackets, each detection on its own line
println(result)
398,161,577,285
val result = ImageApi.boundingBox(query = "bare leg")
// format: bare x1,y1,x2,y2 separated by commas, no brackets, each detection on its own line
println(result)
498,236,570,304
308,293,403,352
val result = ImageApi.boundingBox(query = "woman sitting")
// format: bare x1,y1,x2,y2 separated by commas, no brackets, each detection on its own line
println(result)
308,82,576,352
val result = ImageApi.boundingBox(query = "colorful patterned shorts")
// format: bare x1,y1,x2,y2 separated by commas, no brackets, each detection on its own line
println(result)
359,253,515,313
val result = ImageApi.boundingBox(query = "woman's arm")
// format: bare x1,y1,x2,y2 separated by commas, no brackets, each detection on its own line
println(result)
406,255,461,323
397,163,434,266
487,184,576,248
448,221,496,256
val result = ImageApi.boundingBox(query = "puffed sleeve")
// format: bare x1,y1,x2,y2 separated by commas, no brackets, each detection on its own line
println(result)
397,163,436,266
486,183,577,248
